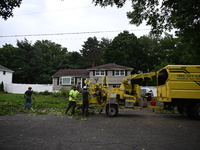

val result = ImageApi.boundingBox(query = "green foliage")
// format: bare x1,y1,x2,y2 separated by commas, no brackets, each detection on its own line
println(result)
0,34,199,86
38,90,52,95
80,36,105,68
59,88,69,98
93,0,200,65
0,39,83,84
0,0,22,20
0,93,67,115
92,0,126,7
0,82,4,92
0,94,24,115
105,31,147,73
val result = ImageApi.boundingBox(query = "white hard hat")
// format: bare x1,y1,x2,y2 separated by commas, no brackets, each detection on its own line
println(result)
83,86,87,89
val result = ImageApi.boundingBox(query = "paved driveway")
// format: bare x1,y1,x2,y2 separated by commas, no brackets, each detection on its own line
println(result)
0,108,200,150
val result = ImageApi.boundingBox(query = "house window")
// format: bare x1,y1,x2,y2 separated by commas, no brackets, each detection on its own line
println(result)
59,77,75,85
115,70,125,76
95,70,105,76
3,71,6,75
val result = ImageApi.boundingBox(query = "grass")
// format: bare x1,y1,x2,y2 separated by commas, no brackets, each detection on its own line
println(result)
0,92,71,116
0,92,103,118
1,93,163,117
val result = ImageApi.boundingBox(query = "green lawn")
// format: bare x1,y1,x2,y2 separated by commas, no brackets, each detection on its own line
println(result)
0,93,69,115
0,93,103,117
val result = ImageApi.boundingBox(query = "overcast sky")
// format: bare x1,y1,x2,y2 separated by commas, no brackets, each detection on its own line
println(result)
0,0,152,52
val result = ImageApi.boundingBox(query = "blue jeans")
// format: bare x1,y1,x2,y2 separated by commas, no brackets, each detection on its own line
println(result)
25,96,32,109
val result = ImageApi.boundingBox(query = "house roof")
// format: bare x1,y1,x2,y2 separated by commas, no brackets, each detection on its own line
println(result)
52,69,89,77
53,63,133,77
0,65,14,73
87,63,133,71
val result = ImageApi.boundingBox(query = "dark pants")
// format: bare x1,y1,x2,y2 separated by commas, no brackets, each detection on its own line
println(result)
66,101,76,115
25,96,32,109
82,100,89,116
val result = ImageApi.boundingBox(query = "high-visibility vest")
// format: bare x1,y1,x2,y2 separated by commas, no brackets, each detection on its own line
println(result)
69,90,79,101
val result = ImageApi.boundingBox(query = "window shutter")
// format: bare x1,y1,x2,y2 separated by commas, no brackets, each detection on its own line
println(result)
113,71,115,76
93,70,95,76
125,70,127,76
106,70,108,76
57,78,59,85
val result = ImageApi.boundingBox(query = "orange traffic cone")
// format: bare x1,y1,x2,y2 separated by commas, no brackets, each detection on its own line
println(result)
150,90,156,106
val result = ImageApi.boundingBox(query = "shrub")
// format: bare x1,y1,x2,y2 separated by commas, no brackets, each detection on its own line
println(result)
41,90,52,95
59,88,69,98
52,92,61,97
0,82,4,92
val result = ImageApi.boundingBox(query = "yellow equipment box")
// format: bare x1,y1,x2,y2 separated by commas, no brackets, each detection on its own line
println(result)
157,65,200,102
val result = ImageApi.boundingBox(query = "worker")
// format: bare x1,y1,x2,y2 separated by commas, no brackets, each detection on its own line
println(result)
24,86,34,110
82,86,90,117
66,86,80,116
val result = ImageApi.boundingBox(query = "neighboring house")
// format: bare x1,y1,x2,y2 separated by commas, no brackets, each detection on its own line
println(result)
87,63,133,89
52,69,89,91
52,63,133,91
0,65,14,85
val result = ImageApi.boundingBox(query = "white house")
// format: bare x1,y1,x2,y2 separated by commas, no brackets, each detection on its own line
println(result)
0,65,14,85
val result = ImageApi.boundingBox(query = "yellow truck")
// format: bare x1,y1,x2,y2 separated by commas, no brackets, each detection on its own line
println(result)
157,65,200,120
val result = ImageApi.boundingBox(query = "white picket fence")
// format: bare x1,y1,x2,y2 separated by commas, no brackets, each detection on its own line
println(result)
5,83,53,94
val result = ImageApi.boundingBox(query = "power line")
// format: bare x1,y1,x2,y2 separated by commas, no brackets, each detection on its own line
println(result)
0,29,151,38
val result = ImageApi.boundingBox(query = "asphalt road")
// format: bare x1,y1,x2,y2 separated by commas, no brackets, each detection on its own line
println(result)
0,108,200,150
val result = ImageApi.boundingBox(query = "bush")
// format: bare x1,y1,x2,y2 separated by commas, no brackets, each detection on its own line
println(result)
39,90,52,95
0,82,4,92
52,92,61,97
59,88,69,98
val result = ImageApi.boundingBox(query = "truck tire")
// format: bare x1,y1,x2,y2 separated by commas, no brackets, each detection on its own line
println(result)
185,103,195,119
106,104,118,117
177,104,183,114
194,103,200,120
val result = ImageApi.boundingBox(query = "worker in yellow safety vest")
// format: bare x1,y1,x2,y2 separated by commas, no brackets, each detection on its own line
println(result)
66,86,80,115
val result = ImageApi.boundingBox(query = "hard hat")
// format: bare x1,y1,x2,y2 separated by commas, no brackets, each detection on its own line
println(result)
28,86,32,89
83,86,87,89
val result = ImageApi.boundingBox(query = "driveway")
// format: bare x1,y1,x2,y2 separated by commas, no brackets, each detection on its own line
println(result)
0,108,200,150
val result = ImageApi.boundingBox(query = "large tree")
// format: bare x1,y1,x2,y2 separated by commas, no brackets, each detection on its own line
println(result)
80,37,104,68
0,0,22,20
104,31,147,73
3,39,71,84
32,40,69,83
13,39,34,83
93,0,199,35
0,44,16,68
93,0,200,64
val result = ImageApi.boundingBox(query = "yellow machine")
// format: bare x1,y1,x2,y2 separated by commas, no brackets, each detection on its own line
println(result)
157,65,200,120
85,72,162,117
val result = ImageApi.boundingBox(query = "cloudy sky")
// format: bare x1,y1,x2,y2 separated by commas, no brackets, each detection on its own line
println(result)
0,0,152,52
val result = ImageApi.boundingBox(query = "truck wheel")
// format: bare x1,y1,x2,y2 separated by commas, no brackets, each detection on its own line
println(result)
106,105,118,117
185,103,195,119
177,104,183,114
194,103,200,120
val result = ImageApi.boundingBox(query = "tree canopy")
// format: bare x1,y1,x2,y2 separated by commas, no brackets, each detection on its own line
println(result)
93,0,200,36
80,37,105,68
0,0,22,20
0,31,199,84
93,0,200,59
